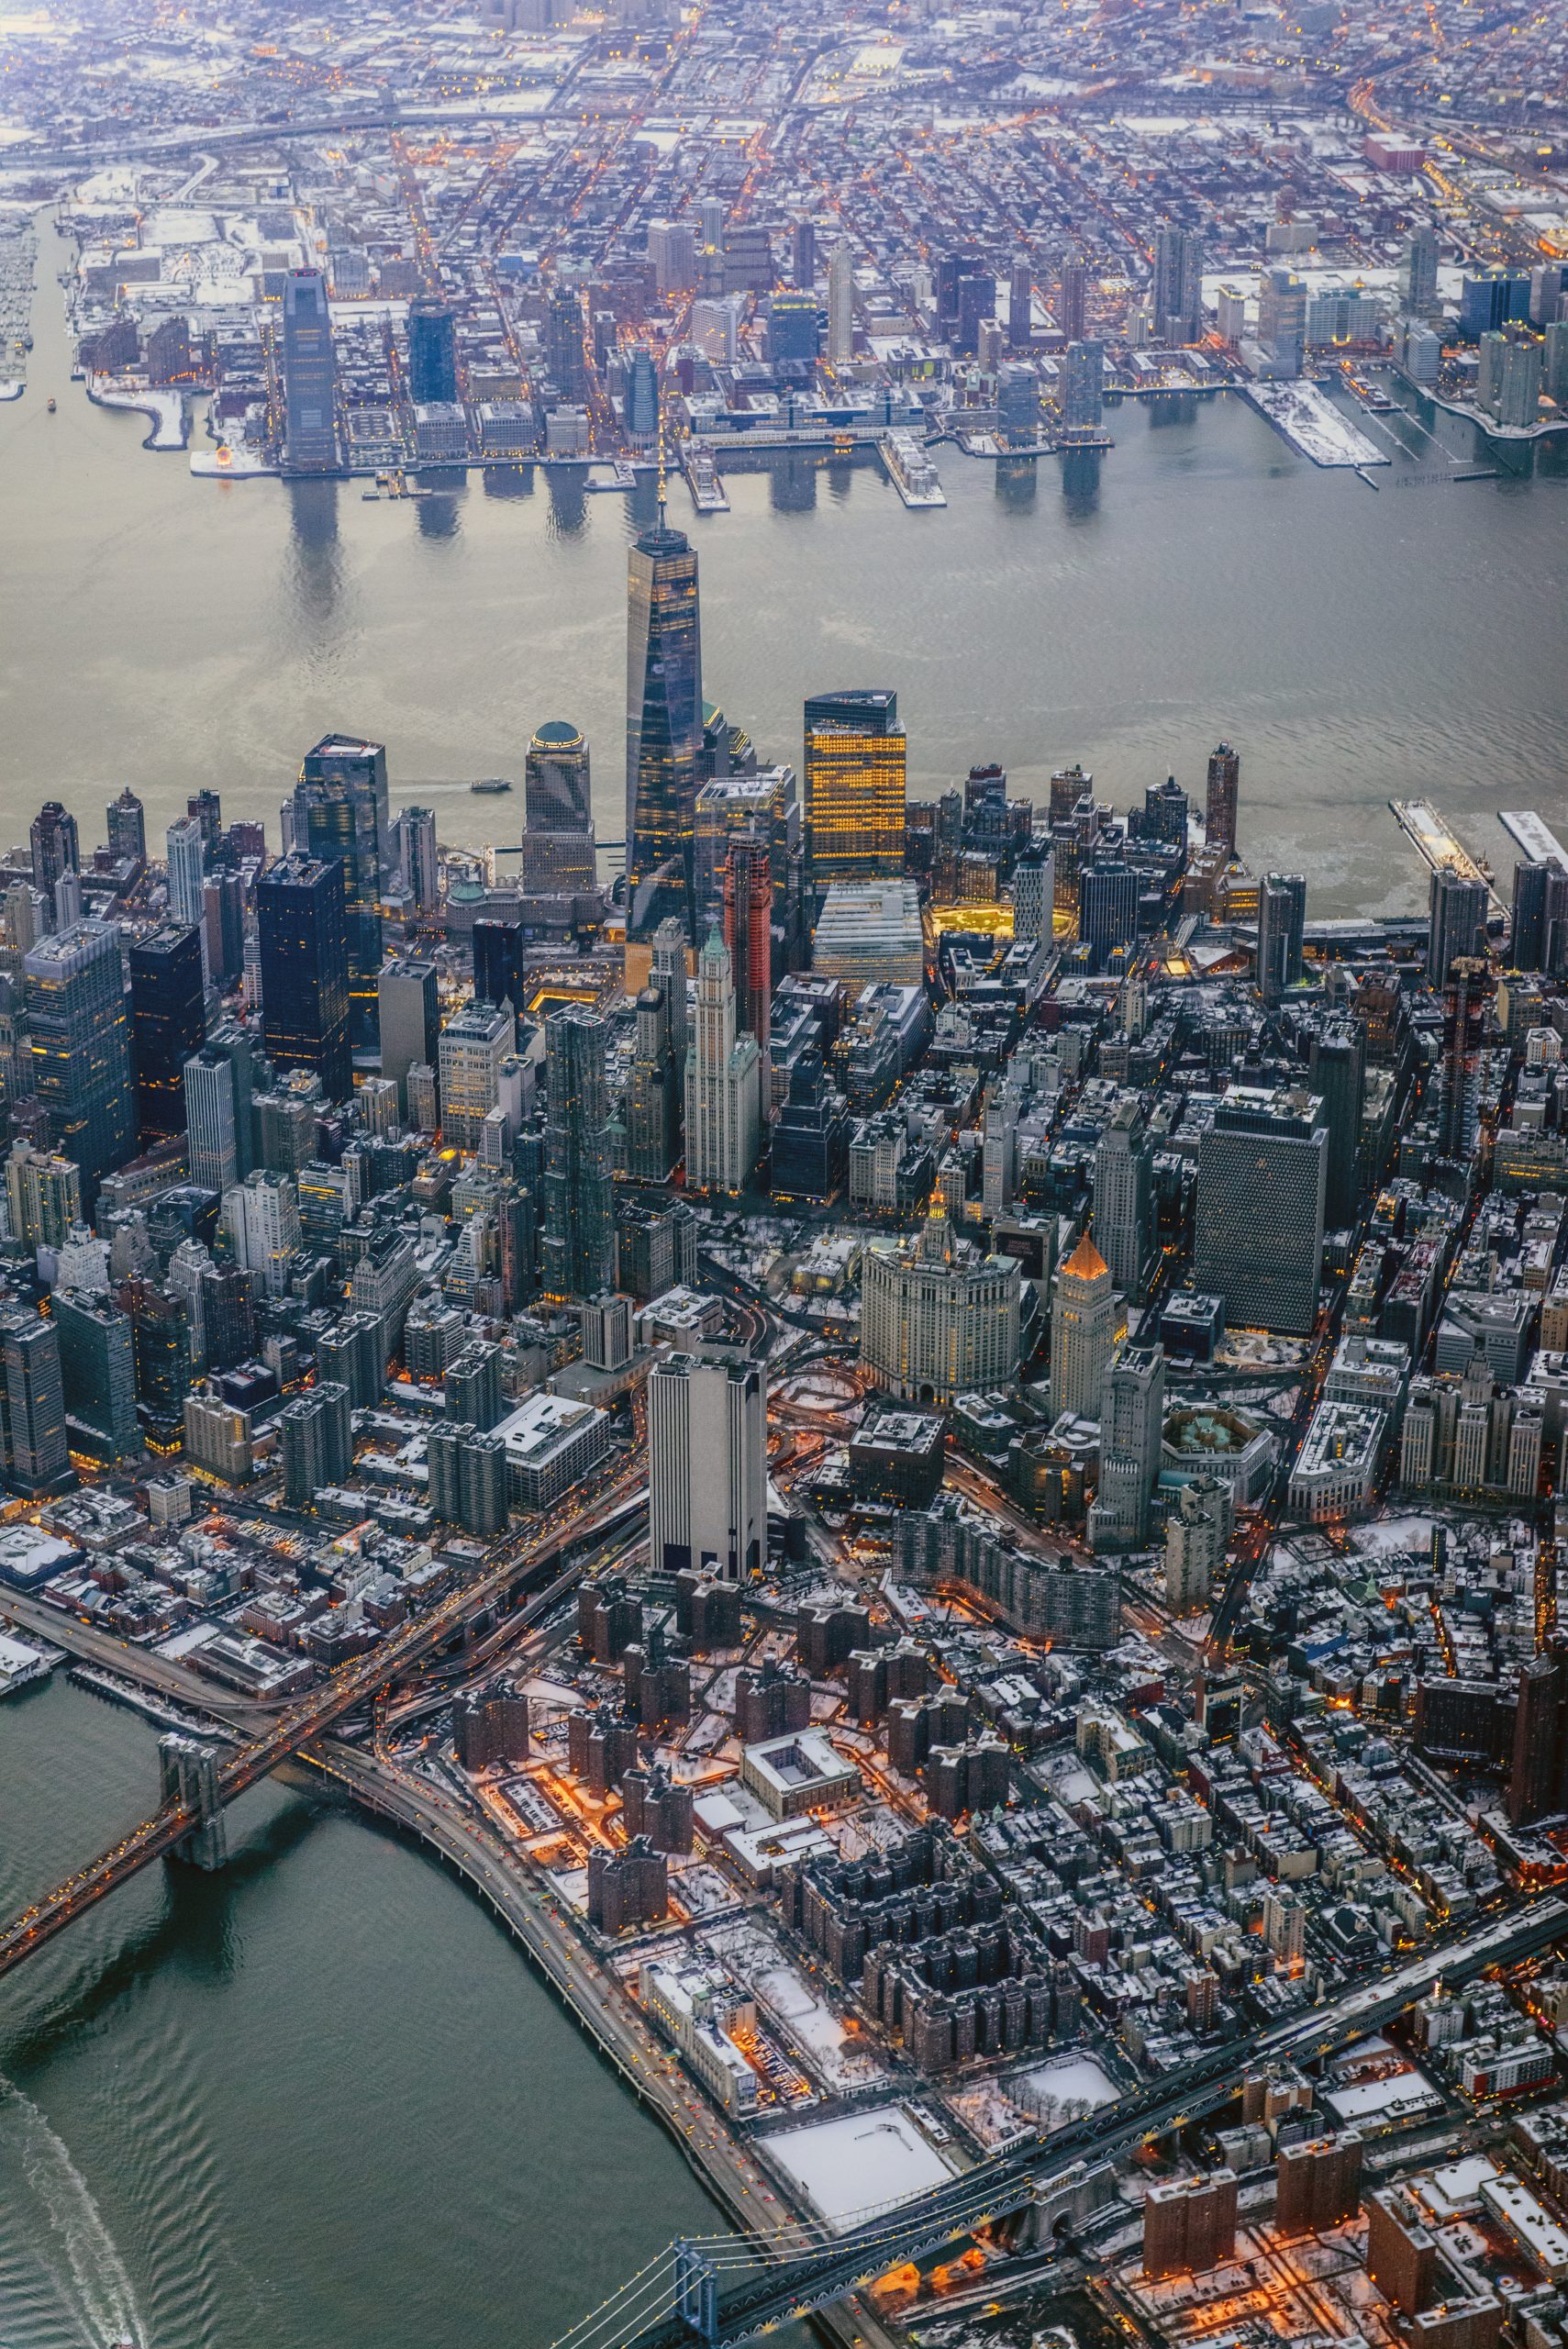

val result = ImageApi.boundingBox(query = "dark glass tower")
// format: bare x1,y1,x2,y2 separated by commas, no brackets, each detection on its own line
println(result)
294,735,389,1048
106,788,146,866
540,1007,613,1303
626,516,703,941
473,921,526,1017
0,1312,72,1496
54,1288,139,1466
406,296,458,405
257,853,352,1101
280,269,339,473
23,919,135,1200
30,802,79,911
129,924,206,1141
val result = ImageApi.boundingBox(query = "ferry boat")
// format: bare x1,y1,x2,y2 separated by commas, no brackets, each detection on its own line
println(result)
471,777,512,796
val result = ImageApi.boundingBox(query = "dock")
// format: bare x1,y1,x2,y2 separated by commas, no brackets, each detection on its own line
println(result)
683,443,728,513
1388,799,1505,911
878,428,947,508
1499,812,1568,876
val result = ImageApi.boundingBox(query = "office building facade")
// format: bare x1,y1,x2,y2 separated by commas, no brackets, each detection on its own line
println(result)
1194,1085,1327,1336
24,920,136,1199
294,736,389,1049
626,518,703,940
648,1352,767,1583
684,930,761,1196
862,1209,1022,1405
129,925,206,1143
257,854,352,1101
540,1006,614,1302
1256,873,1307,1003
802,688,906,890
1049,1231,1117,1419
280,269,339,473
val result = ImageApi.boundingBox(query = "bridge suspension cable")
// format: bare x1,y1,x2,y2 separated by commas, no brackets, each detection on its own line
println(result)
547,2164,1039,2349
545,2247,682,2349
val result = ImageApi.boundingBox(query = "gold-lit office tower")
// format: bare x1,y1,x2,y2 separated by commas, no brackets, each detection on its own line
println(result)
802,689,906,891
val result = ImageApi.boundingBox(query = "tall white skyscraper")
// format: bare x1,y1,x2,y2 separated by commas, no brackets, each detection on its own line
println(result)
1012,846,1055,943
1093,1099,1151,1300
827,242,855,366
648,1351,767,1584
1093,1342,1166,1552
184,1044,246,1194
166,815,209,981
684,930,760,1196
221,1171,301,1297
1049,1231,1117,1420
166,816,206,927
438,1000,515,1150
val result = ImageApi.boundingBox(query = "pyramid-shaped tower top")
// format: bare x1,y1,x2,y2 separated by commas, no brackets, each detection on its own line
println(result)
1062,1230,1110,1283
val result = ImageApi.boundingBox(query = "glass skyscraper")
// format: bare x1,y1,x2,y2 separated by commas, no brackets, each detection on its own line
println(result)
23,919,136,1199
294,735,389,1047
256,853,352,1101
540,1006,614,1302
406,296,458,405
54,1288,139,1467
129,924,206,1142
802,689,906,890
280,269,339,473
0,1313,71,1496
626,517,703,941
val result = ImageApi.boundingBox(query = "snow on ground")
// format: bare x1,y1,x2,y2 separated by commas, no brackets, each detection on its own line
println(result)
1241,380,1389,468
1010,2051,1120,2122
190,440,273,477
87,380,186,450
706,1922,886,2089
762,2105,957,2229
1323,2069,1441,2124
1348,1515,1439,1557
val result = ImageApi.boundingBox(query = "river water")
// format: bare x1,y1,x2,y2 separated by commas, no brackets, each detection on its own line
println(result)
0,1678,716,2349
3,217,1566,915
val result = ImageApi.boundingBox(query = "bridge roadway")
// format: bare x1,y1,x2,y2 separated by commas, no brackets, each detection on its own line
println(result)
0,1464,644,1983
606,1894,1568,2349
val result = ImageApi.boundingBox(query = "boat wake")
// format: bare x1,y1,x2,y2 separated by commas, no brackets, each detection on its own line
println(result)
0,2074,145,2349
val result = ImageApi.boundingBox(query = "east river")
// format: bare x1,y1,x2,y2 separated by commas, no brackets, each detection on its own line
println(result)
0,1677,717,2349
2,219,1566,916
1,203,1567,2349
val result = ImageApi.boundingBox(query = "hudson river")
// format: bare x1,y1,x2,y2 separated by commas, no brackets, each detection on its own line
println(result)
2,225,1566,915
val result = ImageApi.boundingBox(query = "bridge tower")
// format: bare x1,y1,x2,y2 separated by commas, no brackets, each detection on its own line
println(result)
673,2242,719,2341
158,1735,229,1871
